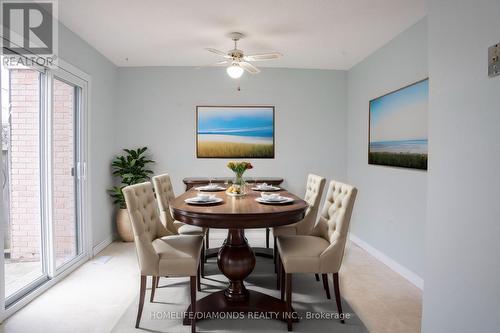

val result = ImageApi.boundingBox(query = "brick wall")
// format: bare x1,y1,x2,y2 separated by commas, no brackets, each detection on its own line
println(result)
9,70,76,263
9,69,42,260
52,79,76,265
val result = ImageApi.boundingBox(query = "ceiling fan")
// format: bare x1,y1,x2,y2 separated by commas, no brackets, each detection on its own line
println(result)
206,32,283,79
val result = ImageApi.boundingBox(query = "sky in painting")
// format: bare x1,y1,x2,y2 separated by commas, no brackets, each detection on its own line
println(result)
370,79,428,142
197,107,274,138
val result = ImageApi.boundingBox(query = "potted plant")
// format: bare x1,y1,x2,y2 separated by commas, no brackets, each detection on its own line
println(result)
108,147,154,241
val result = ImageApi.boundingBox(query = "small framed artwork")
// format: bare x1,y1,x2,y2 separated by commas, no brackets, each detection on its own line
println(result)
196,106,275,158
369,78,429,170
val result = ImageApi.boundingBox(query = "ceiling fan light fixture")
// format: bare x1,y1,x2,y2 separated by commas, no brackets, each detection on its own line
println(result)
205,32,282,78
226,64,244,79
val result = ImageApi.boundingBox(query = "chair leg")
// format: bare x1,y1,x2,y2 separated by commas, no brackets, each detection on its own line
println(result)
266,228,270,248
197,264,201,292
276,252,281,290
322,274,331,299
280,260,286,301
333,273,345,324
135,275,147,328
315,273,320,281
274,236,277,270
150,276,157,302
286,273,293,331
200,246,205,278
205,229,210,249
274,249,278,273
190,276,197,333
156,276,160,288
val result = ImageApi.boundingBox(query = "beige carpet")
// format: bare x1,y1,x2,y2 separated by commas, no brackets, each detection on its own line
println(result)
112,257,368,333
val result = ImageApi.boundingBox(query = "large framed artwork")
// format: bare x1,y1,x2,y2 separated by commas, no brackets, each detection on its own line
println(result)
196,106,275,158
369,78,429,170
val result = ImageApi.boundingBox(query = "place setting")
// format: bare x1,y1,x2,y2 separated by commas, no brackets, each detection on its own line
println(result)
184,192,223,205
194,182,226,192
255,192,294,205
251,182,281,192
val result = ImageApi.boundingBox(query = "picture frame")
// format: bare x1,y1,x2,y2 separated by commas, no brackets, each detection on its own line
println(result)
368,78,429,170
196,106,275,159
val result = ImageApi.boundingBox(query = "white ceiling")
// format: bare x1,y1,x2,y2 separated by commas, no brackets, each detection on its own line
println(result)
58,0,426,70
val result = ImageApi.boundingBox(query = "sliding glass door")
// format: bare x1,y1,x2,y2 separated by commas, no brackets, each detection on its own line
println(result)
51,74,83,270
1,59,87,307
2,65,47,303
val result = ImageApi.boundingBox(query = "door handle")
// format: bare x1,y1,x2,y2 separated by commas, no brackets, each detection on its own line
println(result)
76,162,86,180
1,169,6,189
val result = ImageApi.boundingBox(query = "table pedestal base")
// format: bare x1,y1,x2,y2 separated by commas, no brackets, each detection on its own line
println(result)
184,228,297,326
206,246,274,259
182,289,298,325
217,229,256,302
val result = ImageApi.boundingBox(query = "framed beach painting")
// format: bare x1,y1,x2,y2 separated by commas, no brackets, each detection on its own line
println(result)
196,106,275,158
369,78,429,170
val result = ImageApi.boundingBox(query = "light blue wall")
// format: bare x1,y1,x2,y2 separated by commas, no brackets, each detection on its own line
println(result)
347,19,428,278
116,67,348,196
423,1,500,332
58,24,118,247
59,16,429,278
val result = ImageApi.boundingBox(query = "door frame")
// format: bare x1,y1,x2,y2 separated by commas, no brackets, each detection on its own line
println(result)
48,64,89,276
0,58,92,320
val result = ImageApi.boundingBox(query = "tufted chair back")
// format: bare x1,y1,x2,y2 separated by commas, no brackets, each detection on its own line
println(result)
312,180,357,273
295,174,326,235
123,182,172,275
152,174,178,234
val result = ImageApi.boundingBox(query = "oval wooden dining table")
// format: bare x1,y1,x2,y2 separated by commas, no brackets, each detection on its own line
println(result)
171,187,308,325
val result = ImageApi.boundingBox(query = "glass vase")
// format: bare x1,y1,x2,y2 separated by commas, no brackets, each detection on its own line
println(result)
233,173,246,195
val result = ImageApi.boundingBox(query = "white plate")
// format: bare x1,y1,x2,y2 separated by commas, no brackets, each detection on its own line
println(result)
185,197,223,205
195,185,226,192
251,186,281,191
255,197,294,205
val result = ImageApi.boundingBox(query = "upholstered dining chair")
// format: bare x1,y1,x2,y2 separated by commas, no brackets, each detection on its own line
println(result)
153,174,208,269
271,174,326,278
152,174,206,236
276,180,357,330
123,182,203,332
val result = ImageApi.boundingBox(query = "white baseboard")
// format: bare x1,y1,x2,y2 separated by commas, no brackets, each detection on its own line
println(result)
92,235,114,257
349,233,424,290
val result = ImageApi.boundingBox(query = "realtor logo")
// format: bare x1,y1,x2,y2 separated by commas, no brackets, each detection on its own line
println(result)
1,0,58,66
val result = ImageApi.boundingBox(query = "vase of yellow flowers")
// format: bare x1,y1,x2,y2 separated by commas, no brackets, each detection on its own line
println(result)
226,161,253,196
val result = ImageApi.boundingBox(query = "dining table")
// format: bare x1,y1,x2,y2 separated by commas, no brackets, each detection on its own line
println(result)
182,177,285,255
171,185,308,325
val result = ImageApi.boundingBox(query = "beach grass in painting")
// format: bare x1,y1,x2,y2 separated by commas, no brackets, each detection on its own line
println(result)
369,152,428,169
369,79,429,170
197,106,274,158
197,142,273,158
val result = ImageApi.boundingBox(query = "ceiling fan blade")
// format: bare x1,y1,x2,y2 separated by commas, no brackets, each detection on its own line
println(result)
206,48,231,58
243,52,283,61
195,60,230,69
239,61,260,74
214,60,230,65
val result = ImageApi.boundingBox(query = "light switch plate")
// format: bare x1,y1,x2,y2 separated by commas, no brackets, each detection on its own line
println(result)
488,43,499,78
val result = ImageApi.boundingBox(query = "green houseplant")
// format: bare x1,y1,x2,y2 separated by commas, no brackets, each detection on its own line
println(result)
108,147,154,241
